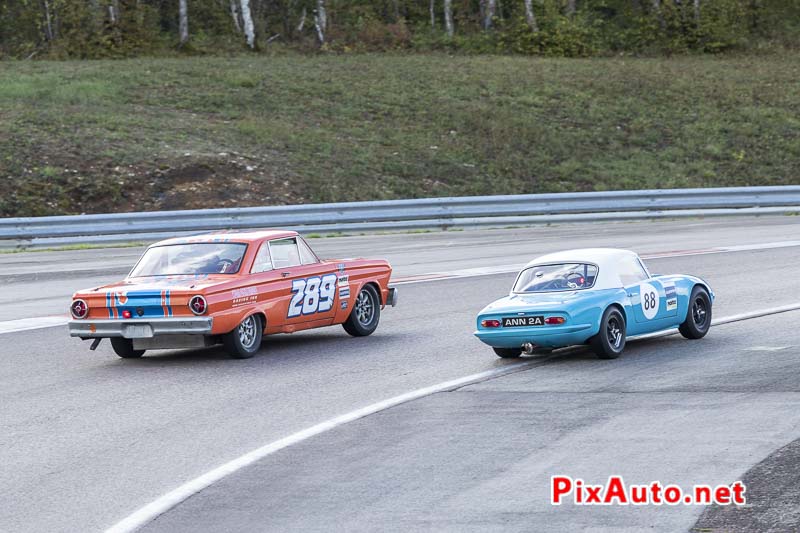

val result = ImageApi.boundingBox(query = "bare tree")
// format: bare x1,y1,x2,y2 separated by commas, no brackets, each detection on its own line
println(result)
229,0,242,33
430,0,436,28
524,0,539,31
42,0,54,41
108,0,119,25
443,0,454,37
693,0,701,23
240,0,256,48
566,0,576,15
297,7,307,32
484,0,497,29
178,0,189,45
314,0,326,44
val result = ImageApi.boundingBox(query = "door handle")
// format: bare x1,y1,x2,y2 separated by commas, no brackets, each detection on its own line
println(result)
282,271,291,277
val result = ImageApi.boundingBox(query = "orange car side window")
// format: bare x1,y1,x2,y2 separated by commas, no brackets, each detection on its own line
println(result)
298,238,319,265
269,238,302,269
251,242,274,274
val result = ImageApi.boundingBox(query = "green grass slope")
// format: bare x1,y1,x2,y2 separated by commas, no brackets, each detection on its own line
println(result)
1,54,798,217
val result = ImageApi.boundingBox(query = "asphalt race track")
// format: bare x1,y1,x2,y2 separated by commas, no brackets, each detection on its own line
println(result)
1,216,799,533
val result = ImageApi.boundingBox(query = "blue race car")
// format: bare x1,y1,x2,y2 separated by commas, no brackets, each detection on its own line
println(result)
474,248,714,359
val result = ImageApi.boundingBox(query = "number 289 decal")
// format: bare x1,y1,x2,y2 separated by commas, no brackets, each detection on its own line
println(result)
288,274,338,317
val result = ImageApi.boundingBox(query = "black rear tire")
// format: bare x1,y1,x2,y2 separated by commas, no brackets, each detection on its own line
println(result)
679,286,712,340
591,307,626,360
493,347,522,358
111,338,145,359
223,314,263,359
343,285,381,337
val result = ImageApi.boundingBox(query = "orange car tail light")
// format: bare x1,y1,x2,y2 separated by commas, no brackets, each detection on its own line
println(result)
189,295,207,315
545,316,565,325
71,299,88,319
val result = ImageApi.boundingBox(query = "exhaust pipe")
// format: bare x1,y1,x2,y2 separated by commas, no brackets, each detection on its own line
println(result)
522,342,536,355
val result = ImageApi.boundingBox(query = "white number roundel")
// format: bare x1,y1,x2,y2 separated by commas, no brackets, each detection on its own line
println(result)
639,282,659,320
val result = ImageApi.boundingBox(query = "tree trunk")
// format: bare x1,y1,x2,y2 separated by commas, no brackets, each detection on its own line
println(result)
240,0,256,48
314,0,326,44
297,7,306,32
107,0,121,25
566,0,576,15
693,0,700,23
178,0,189,44
230,0,242,33
443,0,453,37
524,0,538,31
42,0,54,41
484,0,496,30
430,0,435,28
483,0,497,30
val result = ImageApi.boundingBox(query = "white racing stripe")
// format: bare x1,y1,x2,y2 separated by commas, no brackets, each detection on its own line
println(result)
106,303,800,533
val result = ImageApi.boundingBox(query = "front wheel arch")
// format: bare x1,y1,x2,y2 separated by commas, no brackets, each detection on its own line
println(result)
679,285,712,340
343,283,381,337
363,281,383,307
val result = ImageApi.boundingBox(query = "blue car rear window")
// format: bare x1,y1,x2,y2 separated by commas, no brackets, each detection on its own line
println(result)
514,263,598,293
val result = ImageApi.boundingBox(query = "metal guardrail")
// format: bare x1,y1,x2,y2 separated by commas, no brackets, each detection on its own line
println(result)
2,186,799,249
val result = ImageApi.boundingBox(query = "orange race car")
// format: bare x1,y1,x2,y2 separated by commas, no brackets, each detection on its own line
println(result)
68,230,397,359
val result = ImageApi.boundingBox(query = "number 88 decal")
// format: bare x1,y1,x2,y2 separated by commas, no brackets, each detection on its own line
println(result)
288,274,337,317
639,282,659,320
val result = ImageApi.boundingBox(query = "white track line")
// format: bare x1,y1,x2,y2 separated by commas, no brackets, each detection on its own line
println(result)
4,238,800,336
0,315,69,335
629,302,800,341
103,360,543,533
106,303,800,533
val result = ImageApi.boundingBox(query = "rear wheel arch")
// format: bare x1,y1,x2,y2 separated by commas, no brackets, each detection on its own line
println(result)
223,312,263,359
585,302,626,344
591,305,627,359
605,302,627,327
254,311,267,330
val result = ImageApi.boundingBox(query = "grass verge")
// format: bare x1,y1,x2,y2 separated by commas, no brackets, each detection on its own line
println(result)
1,54,798,217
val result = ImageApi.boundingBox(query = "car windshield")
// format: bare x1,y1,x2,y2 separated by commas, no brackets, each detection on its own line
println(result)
129,243,248,277
513,263,598,293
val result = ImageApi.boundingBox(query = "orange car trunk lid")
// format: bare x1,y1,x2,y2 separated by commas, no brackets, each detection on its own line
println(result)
86,275,231,319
